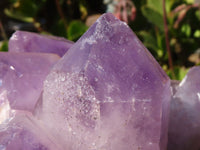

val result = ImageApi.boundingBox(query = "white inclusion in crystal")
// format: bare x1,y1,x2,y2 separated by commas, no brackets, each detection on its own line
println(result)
96,65,104,72
18,73,23,78
68,126,72,132
149,142,153,145
132,98,136,111
60,75,66,82
0,90,11,124
197,93,200,101
102,96,114,103
10,65,15,70
77,87,83,97
132,98,135,103
137,99,151,102
80,37,97,50
106,84,115,93
94,77,98,82
119,36,124,45
61,77,65,82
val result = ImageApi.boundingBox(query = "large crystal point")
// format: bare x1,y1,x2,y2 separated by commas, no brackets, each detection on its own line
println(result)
0,52,60,112
168,66,200,150
9,31,74,57
43,13,171,150
0,112,61,150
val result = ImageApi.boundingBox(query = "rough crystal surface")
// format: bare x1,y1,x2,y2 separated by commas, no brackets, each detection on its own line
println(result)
0,112,61,150
0,52,60,112
168,66,200,150
43,13,171,150
9,31,74,57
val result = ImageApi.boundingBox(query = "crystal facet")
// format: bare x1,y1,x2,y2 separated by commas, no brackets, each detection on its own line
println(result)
0,112,61,150
0,52,60,112
43,13,171,150
168,66,200,150
9,31,74,57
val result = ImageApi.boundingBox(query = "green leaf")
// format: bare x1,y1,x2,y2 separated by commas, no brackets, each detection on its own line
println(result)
0,41,8,52
167,67,188,80
18,0,39,17
181,24,191,37
139,31,158,51
51,19,67,38
9,0,18,3
141,6,164,31
185,0,194,4
5,0,46,22
194,30,200,38
147,0,163,15
195,11,200,21
67,21,88,41
4,9,34,22
157,49,164,57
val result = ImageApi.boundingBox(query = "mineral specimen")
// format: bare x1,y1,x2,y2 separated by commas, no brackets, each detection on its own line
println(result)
0,52,60,112
0,111,61,150
42,13,171,150
168,66,200,150
9,31,74,57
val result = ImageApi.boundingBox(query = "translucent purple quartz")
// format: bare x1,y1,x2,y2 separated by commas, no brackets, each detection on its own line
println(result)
9,31,74,57
0,52,60,112
168,66,200,150
0,112,61,150
43,13,171,150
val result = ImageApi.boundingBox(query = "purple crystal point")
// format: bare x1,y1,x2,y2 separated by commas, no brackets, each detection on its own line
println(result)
0,111,61,150
9,31,74,57
0,52,60,112
168,66,200,150
43,13,171,150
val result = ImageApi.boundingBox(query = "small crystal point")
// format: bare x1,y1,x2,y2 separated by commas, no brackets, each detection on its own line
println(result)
9,31,74,56
43,13,171,150
0,52,60,112
168,66,200,150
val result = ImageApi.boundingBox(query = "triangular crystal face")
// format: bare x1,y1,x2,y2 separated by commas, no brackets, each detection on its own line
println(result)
43,13,171,150
168,66,200,150
9,31,74,57
0,52,60,112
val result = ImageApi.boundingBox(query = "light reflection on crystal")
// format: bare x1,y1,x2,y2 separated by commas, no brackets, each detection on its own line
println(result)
9,66,15,70
0,90,11,124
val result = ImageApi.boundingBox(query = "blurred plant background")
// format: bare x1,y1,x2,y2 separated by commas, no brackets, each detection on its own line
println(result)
0,0,200,80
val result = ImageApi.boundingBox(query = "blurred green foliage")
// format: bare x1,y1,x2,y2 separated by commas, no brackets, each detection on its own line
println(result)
167,67,188,80
133,0,200,80
0,0,200,80
0,41,8,52
67,20,88,41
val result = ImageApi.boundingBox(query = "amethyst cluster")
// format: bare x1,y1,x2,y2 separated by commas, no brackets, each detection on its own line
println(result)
0,13,199,150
